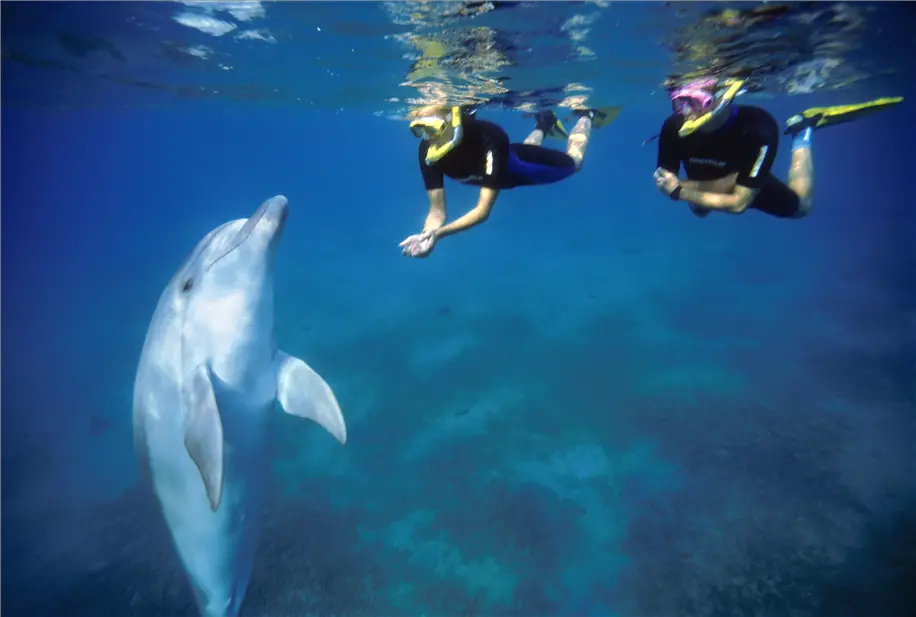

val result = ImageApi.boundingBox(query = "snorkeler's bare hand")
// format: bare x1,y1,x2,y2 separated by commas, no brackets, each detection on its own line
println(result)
399,231,437,258
654,167,680,196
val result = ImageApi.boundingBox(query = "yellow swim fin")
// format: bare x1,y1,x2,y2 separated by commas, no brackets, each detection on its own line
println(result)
548,118,569,140
784,96,903,135
582,105,622,129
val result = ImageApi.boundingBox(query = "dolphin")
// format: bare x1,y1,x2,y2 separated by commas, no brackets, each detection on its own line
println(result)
132,195,347,617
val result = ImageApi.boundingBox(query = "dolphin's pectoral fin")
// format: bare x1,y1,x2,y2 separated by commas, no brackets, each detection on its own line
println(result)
274,351,347,445
183,363,225,512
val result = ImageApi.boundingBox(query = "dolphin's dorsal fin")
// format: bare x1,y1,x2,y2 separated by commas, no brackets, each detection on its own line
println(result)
183,363,225,512
274,351,347,445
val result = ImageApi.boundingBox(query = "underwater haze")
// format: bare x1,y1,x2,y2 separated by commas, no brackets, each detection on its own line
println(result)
2,2,915,616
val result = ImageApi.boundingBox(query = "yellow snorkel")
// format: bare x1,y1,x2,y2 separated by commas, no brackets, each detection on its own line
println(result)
677,78,746,137
409,105,465,165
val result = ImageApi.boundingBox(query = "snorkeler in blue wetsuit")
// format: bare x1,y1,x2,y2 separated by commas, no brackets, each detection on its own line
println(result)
399,104,619,258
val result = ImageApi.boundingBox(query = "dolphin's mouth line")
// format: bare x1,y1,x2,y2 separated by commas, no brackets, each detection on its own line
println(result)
203,202,270,272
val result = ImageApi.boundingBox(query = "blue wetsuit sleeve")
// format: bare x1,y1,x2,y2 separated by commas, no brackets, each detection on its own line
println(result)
656,117,681,174
737,113,779,189
419,142,445,191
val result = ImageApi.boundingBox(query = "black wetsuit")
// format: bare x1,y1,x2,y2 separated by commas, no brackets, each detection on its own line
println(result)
419,118,577,192
657,105,801,218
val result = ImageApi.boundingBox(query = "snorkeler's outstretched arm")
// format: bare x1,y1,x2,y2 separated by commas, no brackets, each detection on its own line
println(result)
428,143,503,240
423,189,447,232
432,187,499,240
418,140,449,233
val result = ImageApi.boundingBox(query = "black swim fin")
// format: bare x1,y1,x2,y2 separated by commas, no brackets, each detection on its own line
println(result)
533,109,569,140
784,97,903,135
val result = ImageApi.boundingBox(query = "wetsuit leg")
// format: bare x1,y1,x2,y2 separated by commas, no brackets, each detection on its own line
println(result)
749,173,803,218
505,143,578,187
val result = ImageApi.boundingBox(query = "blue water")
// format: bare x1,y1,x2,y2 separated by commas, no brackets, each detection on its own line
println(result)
2,2,915,616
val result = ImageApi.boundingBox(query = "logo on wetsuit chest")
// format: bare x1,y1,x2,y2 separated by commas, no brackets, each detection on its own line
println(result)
688,157,727,168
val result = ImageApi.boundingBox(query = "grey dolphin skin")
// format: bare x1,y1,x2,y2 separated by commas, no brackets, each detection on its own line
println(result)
132,195,348,617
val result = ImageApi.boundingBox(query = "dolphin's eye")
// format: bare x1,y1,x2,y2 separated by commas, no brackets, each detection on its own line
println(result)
181,278,194,293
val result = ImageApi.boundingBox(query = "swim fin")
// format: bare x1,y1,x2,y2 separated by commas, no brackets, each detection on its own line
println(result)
531,109,569,140
784,97,903,136
572,105,622,129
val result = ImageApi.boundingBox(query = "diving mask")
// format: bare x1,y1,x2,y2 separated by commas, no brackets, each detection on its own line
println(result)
409,117,447,139
409,105,464,164
673,78,746,137
670,78,718,116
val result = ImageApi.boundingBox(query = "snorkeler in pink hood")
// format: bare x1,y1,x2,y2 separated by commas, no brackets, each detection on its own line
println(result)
653,76,902,219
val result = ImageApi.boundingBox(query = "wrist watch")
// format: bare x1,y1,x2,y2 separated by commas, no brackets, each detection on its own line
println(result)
669,185,682,201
